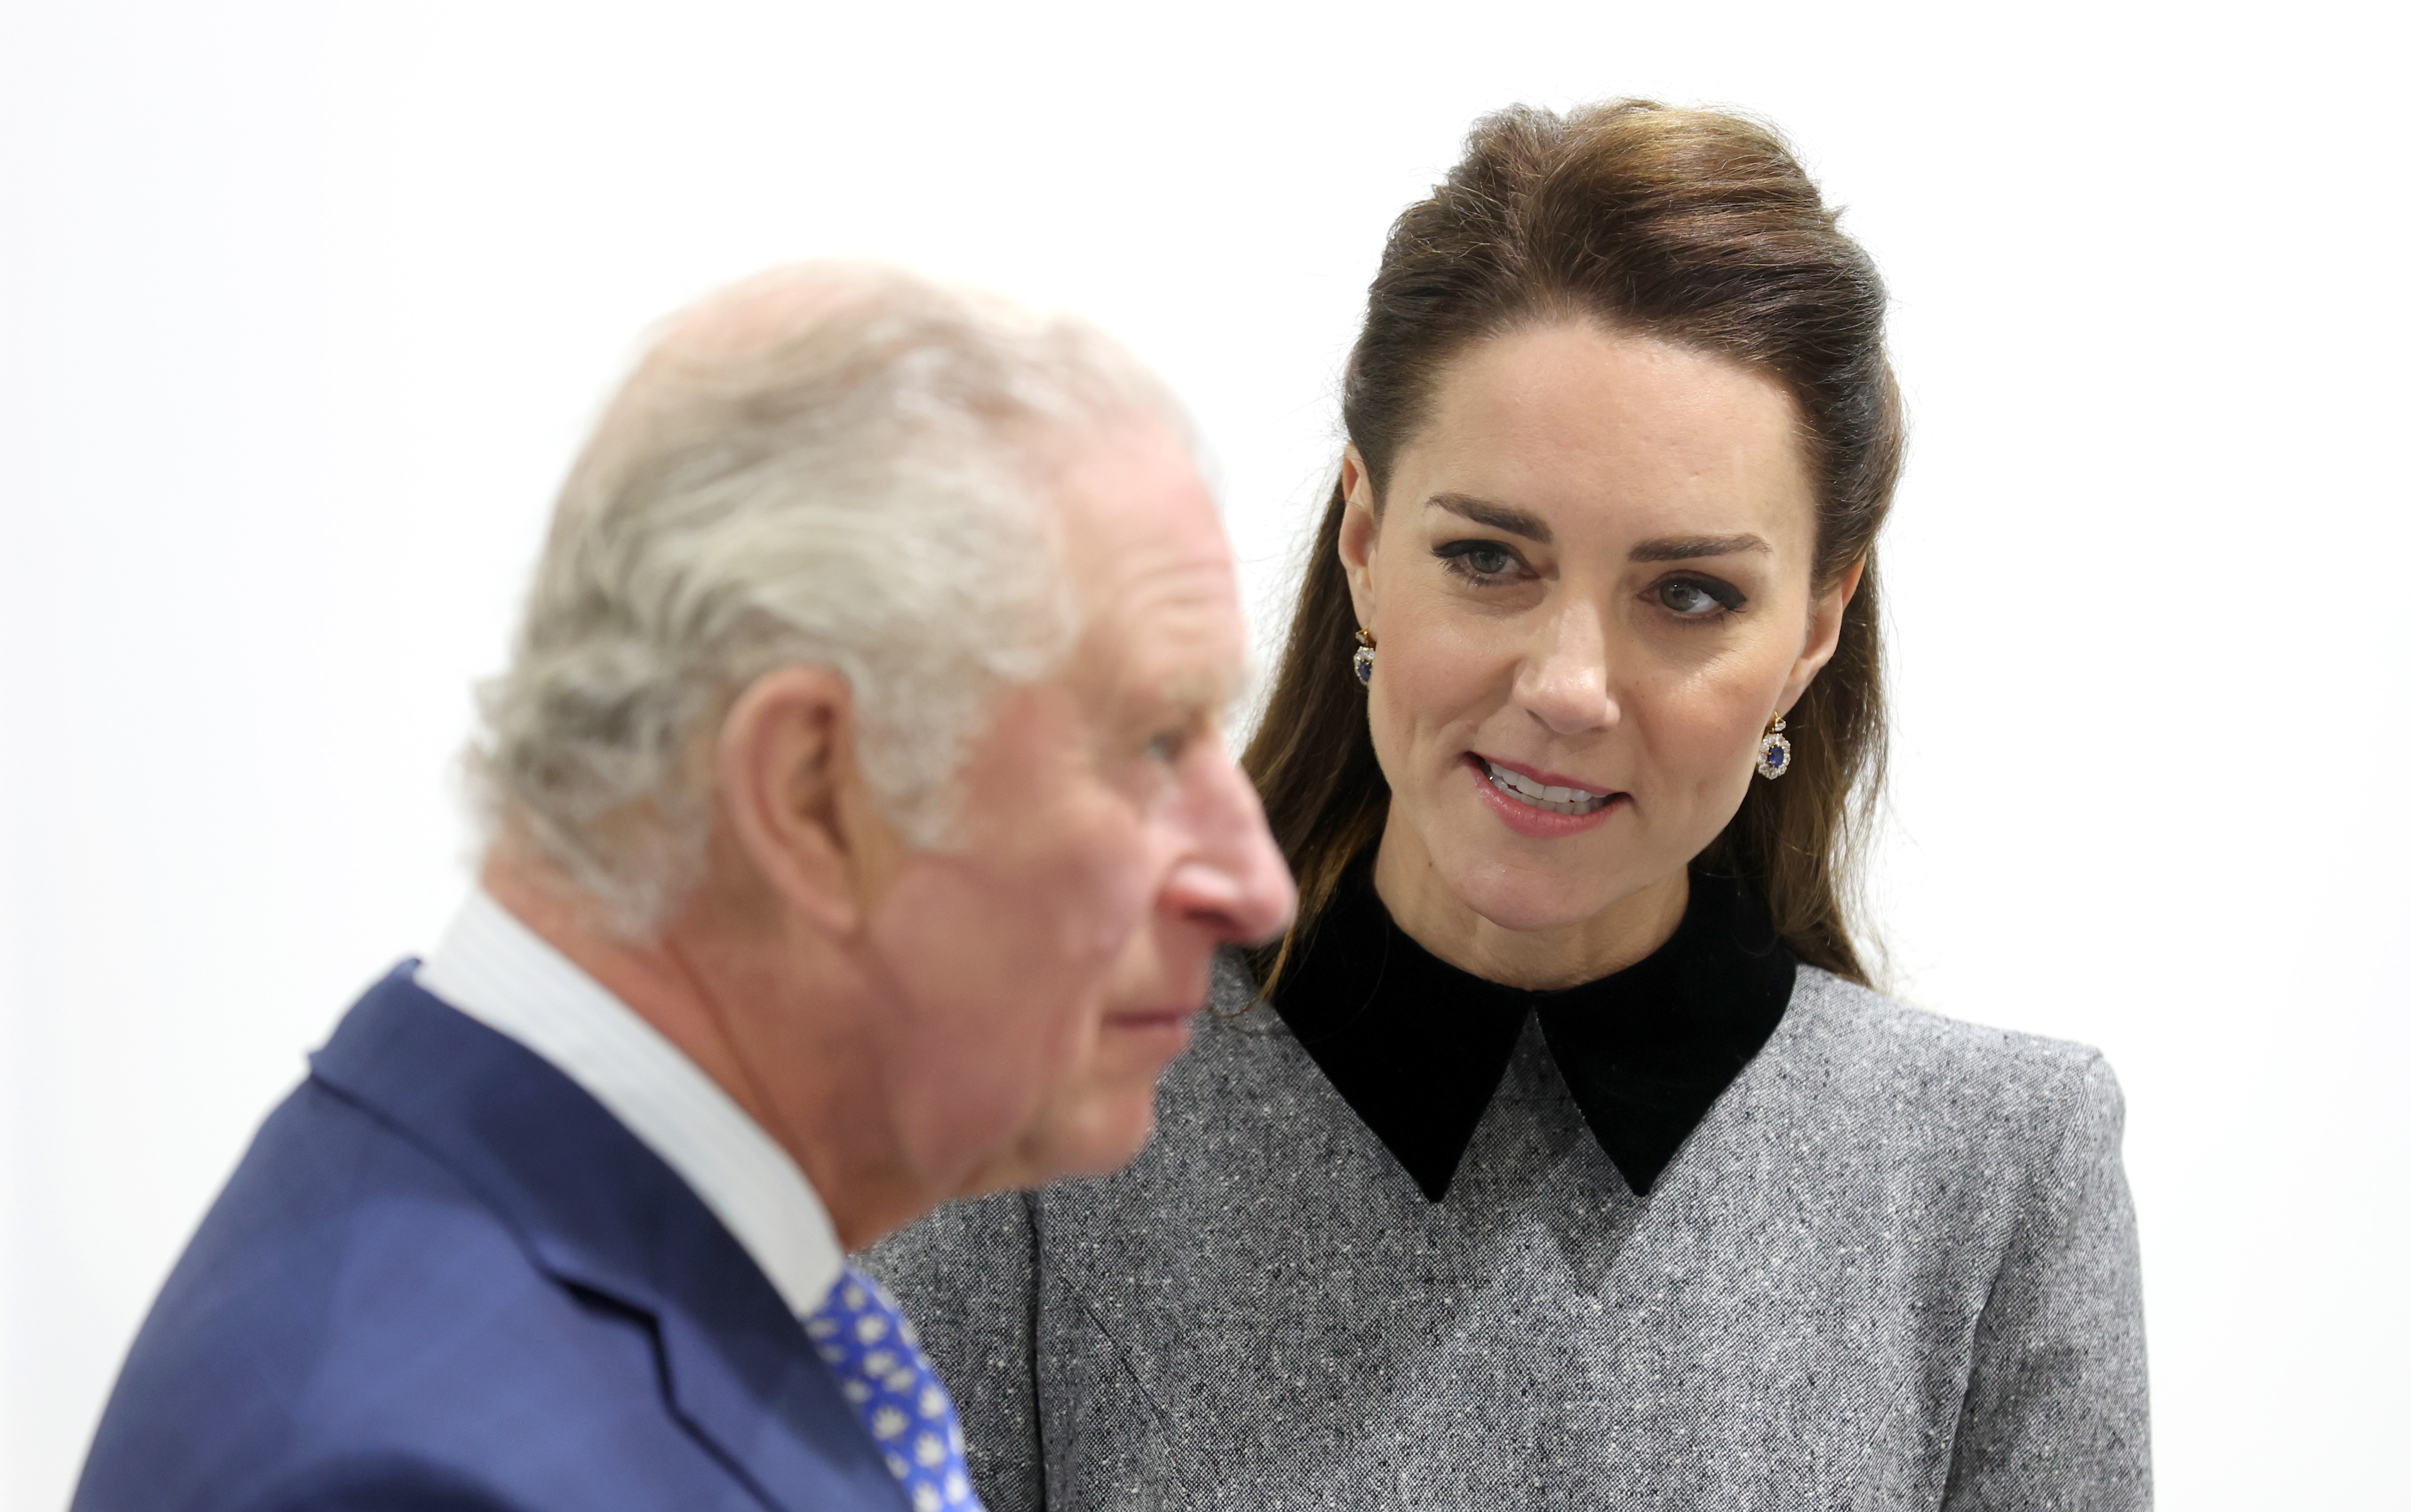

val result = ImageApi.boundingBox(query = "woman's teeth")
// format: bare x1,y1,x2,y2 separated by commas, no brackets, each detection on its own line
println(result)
1480,758,1610,816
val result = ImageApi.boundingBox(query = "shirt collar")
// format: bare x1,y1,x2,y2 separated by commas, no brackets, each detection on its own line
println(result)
1271,858,1795,1202
413,888,844,1316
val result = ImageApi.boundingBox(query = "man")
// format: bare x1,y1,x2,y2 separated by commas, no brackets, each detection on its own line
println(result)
71,264,1295,1512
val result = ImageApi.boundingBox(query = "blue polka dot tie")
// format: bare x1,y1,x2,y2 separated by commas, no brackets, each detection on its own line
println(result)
807,1263,986,1512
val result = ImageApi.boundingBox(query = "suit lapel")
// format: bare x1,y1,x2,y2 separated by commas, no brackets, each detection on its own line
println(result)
310,968,910,1512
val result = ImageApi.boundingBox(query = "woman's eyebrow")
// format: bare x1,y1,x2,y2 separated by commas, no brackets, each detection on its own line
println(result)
1426,492,1551,544
1629,533,1772,563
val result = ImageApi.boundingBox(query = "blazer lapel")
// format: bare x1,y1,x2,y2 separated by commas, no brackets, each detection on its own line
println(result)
310,968,910,1512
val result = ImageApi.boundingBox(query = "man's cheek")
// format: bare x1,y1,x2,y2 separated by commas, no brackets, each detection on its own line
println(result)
1088,829,1187,985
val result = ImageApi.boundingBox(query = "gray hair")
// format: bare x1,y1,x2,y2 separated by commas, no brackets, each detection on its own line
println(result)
472,262,1185,936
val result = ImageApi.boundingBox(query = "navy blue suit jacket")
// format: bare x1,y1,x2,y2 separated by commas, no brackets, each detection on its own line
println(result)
73,965,911,1512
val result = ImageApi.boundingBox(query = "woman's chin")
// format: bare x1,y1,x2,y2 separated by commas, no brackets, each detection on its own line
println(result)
1444,855,1640,937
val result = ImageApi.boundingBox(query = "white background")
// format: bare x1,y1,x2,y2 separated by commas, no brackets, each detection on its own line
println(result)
2,2,2402,1507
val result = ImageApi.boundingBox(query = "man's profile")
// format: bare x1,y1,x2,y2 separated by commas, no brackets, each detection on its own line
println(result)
70,263,1295,1512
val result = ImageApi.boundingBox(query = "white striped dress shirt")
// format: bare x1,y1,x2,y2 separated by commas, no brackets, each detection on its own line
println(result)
412,888,844,1317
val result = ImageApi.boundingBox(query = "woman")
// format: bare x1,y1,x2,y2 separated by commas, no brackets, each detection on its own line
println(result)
871,100,2147,1510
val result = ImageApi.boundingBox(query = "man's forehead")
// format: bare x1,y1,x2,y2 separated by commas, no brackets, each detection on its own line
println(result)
1047,419,1246,670
1077,576,1252,713
1047,413,1215,538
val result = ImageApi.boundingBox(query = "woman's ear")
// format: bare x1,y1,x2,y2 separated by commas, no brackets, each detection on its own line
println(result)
1779,557,1867,712
1337,445,1381,629
714,665,901,935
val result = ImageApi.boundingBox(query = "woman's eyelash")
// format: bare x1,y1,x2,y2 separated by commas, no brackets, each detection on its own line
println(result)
1434,540,1524,582
1429,543,1744,617
1654,574,1748,616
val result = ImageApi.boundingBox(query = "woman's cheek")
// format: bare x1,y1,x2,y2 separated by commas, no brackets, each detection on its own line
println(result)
1370,627,1452,770
1661,683,1773,811
1409,612,1508,721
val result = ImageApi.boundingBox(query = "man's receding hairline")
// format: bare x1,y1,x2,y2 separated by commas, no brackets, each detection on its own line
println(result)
655,261,923,359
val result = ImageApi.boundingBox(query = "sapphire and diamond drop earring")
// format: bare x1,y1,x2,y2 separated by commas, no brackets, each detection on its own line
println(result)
1352,628,1376,687
1755,712,1792,780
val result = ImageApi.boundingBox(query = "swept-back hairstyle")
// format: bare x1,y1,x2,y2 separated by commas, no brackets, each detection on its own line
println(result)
474,263,1181,938
1245,101,1903,989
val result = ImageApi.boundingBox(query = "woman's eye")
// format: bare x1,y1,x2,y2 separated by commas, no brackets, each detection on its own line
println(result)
1655,577,1743,617
1436,540,1522,581
1146,730,1188,764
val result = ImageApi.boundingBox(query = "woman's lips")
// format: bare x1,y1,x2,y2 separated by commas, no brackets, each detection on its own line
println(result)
1464,754,1625,837
1478,753,1609,796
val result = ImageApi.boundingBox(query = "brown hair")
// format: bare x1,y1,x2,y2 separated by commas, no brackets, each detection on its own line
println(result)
1243,100,1903,991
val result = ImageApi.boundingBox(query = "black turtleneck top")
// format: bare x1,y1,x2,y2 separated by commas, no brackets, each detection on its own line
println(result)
1270,856,1796,1202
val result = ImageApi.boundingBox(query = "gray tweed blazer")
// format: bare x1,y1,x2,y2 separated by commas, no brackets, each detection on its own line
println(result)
869,956,2149,1510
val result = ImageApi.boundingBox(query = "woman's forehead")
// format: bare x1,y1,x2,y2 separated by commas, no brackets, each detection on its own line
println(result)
1394,328,1818,552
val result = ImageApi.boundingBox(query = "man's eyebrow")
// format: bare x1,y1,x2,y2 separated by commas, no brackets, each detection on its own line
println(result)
1629,533,1773,563
1425,493,1552,545
1131,662,1251,722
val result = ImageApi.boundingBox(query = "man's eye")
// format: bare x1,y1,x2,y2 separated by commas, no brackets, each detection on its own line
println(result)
1436,540,1521,581
1655,577,1744,617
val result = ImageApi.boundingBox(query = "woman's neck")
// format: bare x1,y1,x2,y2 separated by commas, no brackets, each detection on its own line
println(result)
1368,816,1689,991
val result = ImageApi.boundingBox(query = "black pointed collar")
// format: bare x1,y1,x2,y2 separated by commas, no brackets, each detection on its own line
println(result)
1269,856,1795,1202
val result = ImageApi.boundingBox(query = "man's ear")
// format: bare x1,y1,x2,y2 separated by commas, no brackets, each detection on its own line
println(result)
1779,557,1868,712
714,665,894,935
1336,446,1381,630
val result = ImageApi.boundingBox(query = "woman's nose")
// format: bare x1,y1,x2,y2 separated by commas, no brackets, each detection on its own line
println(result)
1514,608,1619,736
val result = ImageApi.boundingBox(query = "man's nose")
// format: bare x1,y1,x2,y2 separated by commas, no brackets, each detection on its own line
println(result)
1164,745,1297,947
